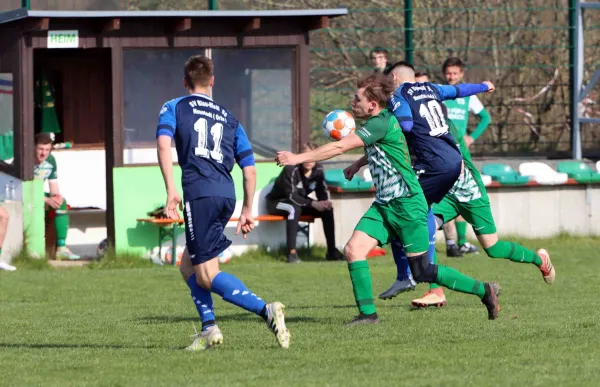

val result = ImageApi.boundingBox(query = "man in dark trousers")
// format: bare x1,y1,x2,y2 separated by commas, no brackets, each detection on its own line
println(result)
267,142,345,264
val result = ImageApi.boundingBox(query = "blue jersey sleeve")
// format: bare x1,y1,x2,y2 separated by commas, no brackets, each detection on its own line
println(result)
156,100,177,138
234,123,255,168
388,91,414,132
432,84,459,101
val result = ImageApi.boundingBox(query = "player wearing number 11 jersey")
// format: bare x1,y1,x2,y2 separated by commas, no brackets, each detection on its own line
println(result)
156,55,290,351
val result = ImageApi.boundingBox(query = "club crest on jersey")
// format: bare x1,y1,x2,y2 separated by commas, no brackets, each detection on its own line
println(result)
309,181,317,191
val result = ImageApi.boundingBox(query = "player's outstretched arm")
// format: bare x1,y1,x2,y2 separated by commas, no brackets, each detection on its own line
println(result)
434,81,495,101
237,166,256,239
344,155,367,181
157,135,182,219
276,132,364,166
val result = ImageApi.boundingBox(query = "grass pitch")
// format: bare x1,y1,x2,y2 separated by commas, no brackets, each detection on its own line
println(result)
1,235,599,386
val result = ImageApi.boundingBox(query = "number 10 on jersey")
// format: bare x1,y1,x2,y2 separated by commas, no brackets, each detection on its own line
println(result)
194,117,224,163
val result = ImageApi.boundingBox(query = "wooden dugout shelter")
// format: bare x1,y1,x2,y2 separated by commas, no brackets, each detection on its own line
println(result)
0,7,348,250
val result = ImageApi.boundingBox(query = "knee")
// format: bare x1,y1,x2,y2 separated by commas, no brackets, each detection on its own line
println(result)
407,253,437,283
484,242,502,258
344,240,361,262
195,273,212,290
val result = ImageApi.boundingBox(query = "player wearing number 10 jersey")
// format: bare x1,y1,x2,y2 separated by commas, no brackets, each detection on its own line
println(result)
156,55,290,351
377,61,496,300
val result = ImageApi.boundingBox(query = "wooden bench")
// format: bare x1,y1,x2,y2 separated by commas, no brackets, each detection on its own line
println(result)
136,215,316,266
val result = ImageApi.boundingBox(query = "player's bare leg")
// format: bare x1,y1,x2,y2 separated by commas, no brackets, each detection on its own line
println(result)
344,231,380,325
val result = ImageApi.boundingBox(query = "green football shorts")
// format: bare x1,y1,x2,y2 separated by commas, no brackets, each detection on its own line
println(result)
433,194,497,235
355,194,429,254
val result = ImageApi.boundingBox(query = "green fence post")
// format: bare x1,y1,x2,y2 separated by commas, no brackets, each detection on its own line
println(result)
22,0,31,10
208,0,218,10
404,0,413,64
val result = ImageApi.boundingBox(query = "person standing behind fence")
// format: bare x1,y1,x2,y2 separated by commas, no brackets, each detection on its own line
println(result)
266,142,345,264
442,57,492,257
370,47,393,74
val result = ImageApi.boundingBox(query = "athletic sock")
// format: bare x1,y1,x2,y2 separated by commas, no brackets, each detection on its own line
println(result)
435,265,486,298
427,209,440,290
348,261,376,315
485,240,543,266
391,240,411,281
456,221,467,246
186,274,216,331
211,272,266,315
55,215,69,247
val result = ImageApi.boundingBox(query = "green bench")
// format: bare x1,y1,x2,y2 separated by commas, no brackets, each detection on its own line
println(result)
557,161,600,184
481,163,530,185
325,169,373,191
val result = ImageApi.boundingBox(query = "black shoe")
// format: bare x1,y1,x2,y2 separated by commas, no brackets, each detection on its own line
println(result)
326,249,345,261
345,312,380,326
460,242,480,255
481,282,501,320
446,244,463,257
287,252,301,264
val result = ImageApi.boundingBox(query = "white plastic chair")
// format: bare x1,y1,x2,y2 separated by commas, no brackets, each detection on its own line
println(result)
518,162,568,185
480,174,492,186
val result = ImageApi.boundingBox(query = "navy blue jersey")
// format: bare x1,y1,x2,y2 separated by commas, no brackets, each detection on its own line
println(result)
388,82,462,172
156,93,254,201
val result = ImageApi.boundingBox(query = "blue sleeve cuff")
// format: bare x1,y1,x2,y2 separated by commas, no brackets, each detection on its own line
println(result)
456,83,488,98
399,120,414,133
156,128,174,138
238,154,255,168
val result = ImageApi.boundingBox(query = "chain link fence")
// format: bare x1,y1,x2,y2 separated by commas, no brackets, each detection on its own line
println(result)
3,0,599,156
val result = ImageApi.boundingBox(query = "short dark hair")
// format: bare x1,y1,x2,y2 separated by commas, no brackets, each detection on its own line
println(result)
387,60,415,75
34,133,53,146
370,47,388,59
357,72,395,108
442,57,465,72
415,70,428,77
303,142,318,151
184,55,214,88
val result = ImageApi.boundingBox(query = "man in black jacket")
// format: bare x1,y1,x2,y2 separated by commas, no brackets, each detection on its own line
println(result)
266,142,345,263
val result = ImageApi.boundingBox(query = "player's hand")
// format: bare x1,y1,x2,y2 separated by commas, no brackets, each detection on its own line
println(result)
236,208,255,239
311,201,328,212
463,135,474,148
321,200,333,210
165,191,182,220
482,81,495,93
275,151,299,167
343,163,360,181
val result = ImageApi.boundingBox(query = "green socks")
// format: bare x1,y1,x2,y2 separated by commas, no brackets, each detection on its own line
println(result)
435,265,486,298
484,240,542,266
456,221,467,246
348,261,376,315
55,214,69,247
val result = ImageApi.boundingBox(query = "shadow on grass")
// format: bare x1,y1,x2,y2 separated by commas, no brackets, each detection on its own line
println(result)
137,313,321,324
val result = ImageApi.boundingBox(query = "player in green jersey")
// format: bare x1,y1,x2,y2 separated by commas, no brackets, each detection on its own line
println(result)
409,104,556,307
276,73,500,324
442,57,493,257
33,133,79,260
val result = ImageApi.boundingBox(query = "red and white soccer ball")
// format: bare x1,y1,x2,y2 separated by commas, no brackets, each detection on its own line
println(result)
322,110,356,141
218,247,233,264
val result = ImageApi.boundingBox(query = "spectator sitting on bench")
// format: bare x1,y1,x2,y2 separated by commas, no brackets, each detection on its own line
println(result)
33,133,79,260
266,142,345,264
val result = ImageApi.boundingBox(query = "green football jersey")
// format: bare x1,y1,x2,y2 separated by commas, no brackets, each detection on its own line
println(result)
355,109,423,204
447,120,486,202
34,153,58,181
443,94,484,137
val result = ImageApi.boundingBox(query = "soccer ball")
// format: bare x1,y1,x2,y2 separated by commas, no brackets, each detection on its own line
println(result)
218,247,233,264
322,110,356,141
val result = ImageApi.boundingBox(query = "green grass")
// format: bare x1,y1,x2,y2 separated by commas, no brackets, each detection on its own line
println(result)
1,235,600,386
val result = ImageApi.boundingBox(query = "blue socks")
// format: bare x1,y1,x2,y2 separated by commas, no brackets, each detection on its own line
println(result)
211,272,267,316
391,239,411,281
186,274,216,331
392,208,437,280
426,208,437,264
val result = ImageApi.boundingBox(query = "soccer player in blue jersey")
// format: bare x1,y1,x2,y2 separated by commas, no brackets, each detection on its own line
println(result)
156,55,290,350
346,61,495,300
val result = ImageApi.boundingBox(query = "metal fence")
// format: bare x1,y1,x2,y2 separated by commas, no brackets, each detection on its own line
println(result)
5,0,600,157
